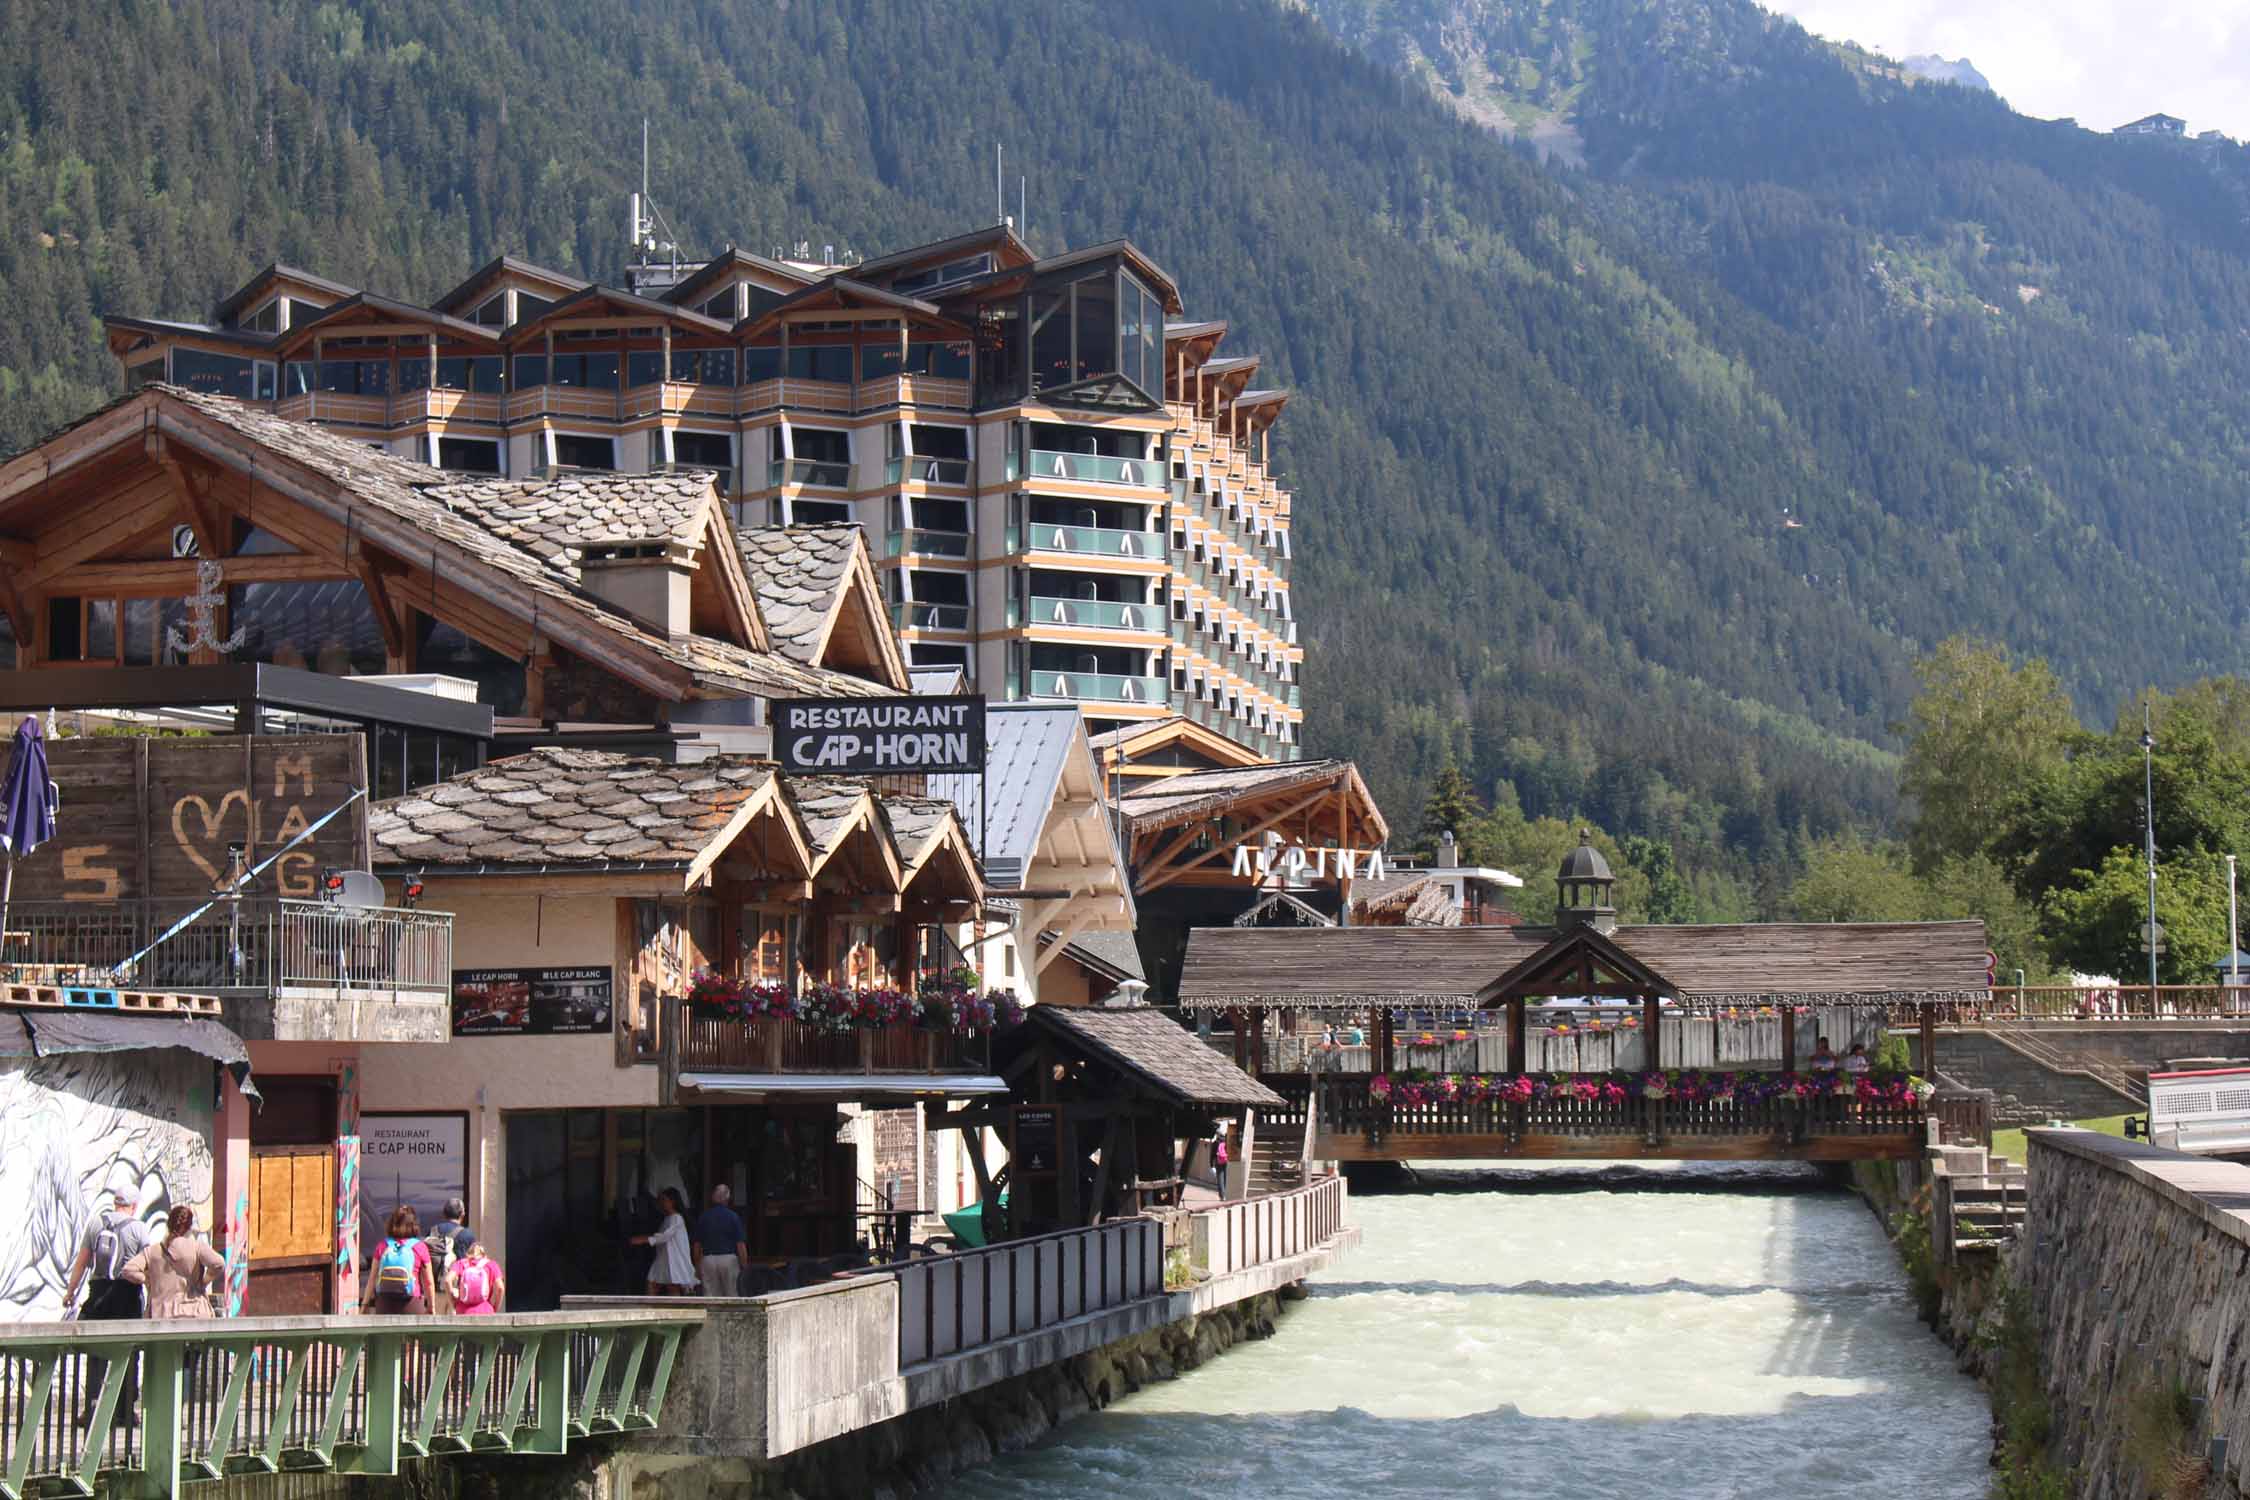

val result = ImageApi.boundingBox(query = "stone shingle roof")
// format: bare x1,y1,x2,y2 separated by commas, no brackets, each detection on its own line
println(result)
877,792,960,871
370,747,775,868
1023,1006,1282,1109
734,525,862,665
785,776,885,863
437,472,713,578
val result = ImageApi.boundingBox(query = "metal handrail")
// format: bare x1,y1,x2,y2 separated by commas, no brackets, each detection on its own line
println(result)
0,899,451,995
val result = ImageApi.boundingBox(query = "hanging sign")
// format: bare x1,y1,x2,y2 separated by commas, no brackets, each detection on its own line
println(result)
772,694,986,774
1228,842,1387,883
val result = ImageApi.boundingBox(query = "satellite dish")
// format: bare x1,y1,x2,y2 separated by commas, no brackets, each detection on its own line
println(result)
337,870,386,910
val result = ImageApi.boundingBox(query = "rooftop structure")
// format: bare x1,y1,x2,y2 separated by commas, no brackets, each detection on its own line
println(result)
96,225,1304,760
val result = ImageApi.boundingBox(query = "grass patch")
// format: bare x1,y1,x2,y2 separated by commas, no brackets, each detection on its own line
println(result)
1990,1113,2134,1166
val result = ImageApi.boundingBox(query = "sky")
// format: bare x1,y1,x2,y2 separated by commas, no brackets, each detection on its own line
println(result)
1764,0,2250,139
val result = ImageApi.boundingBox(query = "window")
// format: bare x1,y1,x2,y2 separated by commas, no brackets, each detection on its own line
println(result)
514,292,554,322
555,352,618,389
231,579,387,676
125,357,165,391
785,345,853,383
743,345,781,384
790,500,852,524
470,293,509,328
626,351,663,388
743,911,799,989
698,288,739,322
514,355,547,388
910,642,969,668
1030,287,1071,392
45,594,188,666
399,356,502,393
1073,276,1115,385
974,301,1022,408
673,430,733,489
554,434,616,470
315,359,391,396
671,347,735,385
283,298,327,329
416,616,526,715
437,438,502,474
242,301,280,334
170,348,257,399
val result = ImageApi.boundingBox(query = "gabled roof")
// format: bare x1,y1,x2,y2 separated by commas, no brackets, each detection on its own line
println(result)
274,293,499,353
1230,389,1291,437
504,284,734,344
788,777,906,889
214,263,360,325
1017,1006,1283,1110
1112,759,1382,840
1031,241,1184,314
734,525,909,688
911,667,969,696
431,255,590,315
1091,715,1268,774
929,703,1080,887
1053,929,1146,984
102,317,275,356
370,748,782,874
736,276,959,340
849,224,1035,282
661,248,819,308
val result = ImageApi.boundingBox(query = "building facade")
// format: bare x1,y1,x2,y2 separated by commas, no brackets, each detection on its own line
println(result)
101,227,1303,759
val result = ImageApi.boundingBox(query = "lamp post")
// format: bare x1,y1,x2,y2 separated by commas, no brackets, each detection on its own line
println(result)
2143,710,2160,992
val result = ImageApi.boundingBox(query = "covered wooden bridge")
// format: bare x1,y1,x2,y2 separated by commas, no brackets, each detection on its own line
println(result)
1177,837,1992,1162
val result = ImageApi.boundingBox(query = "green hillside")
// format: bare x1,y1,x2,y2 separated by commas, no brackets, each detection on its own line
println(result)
3,0,2247,911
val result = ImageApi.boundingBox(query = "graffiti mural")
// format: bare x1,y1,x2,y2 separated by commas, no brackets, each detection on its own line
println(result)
334,1060,359,1307
0,1052,216,1322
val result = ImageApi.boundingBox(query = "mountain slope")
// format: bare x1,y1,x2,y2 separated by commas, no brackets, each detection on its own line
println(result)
3,0,2248,910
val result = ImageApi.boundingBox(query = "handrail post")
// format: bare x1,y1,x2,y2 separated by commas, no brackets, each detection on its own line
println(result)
358,1332,404,1475
141,1340,186,1499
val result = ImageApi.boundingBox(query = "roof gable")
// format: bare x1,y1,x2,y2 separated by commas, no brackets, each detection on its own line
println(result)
1015,1006,1282,1110
431,255,590,315
734,525,908,688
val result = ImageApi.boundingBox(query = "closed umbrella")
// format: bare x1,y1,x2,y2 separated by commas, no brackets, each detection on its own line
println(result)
0,716,58,959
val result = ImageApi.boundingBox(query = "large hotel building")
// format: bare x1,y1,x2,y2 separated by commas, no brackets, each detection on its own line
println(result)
101,226,1303,757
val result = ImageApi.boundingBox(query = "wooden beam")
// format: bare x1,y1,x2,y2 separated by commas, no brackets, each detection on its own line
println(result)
1034,908,1099,975
353,546,407,663
22,481,178,585
150,438,220,559
41,555,350,593
1138,786,1338,895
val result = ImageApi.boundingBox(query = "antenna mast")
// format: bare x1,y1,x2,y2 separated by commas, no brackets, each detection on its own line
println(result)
629,118,682,269
995,144,1004,225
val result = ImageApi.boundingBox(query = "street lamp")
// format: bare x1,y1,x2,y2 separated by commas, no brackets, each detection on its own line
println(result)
2143,709,2160,993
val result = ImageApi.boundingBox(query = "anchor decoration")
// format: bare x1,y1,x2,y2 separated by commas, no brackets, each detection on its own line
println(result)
164,559,246,657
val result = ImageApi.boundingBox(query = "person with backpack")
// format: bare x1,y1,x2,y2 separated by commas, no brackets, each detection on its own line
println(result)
62,1184,151,1418
424,1199,469,1313
445,1233,505,1315
360,1205,437,1315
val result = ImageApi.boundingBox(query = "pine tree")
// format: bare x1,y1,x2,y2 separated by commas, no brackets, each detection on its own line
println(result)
1415,762,1485,860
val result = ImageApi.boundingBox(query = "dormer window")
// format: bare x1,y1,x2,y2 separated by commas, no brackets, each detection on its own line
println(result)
470,293,509,328
242,300,280,334
697,286,741,322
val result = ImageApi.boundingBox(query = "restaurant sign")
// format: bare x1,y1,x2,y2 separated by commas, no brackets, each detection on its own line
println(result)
771,694,986,774
1229,842,1387,883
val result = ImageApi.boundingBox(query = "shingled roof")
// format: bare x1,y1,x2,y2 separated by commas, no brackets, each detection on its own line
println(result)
734,525,862,664
370,747,776,869
442,471,713,566
1176,921,1992,1010
1024,1006,1282,1109
1112,759,1377,836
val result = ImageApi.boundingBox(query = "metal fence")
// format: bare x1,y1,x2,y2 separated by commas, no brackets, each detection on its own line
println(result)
1,898,450,995
0,1311,694,1495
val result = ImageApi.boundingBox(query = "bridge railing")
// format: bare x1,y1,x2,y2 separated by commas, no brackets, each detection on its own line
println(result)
0,1309,698,1495
1912,986,2250,1023
1190,1177,1346,1278
895,1218,1162,1367
1299,1074,1927,1147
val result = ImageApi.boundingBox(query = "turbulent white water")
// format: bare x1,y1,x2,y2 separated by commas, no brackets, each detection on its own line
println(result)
943,1163,1990,1499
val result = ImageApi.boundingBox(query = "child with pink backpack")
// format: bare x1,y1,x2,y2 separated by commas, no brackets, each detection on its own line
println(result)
444,1233,505,1315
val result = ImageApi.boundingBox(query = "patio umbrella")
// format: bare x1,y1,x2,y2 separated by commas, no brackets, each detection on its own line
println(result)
0,717,57,954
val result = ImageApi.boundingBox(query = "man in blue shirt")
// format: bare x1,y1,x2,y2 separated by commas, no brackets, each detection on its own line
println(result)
692,1185,749,1296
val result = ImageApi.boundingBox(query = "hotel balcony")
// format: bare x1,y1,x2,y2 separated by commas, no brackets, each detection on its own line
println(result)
4,898,454,1045
767,457,853,490
885,455,971,487
891,600,972,632
1008,522,1160,560
1020,669,1167,706
1011,595,1164,634
884,529,973,560
1026,449,1165,489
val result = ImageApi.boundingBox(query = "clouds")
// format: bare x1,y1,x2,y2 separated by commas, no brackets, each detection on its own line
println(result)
1765,0,2250,138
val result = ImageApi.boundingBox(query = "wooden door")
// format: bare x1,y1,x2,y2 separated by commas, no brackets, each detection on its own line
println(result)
246,1145,335,1314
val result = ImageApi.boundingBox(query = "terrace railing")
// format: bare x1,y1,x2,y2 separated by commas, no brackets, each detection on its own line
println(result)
894,1218,1161,1367
1191,1177,1344,1278
677,1013,992,1076
2,898,451,998
1923,986,2250,1023
0,1310,696,1496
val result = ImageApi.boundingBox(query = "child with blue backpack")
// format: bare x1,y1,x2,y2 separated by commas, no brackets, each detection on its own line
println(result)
360,1205,438,1314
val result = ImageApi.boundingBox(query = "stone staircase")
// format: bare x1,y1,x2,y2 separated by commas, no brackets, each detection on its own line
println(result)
1937,1030,2146,1125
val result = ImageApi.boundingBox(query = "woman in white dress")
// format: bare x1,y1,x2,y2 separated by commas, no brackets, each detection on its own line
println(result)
629,1188,698,1295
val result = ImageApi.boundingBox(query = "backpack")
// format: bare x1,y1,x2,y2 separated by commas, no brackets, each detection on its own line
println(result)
424,1222,460,1280
454,1258,492,1310
374,1238,419,1299
91,1212,131,1282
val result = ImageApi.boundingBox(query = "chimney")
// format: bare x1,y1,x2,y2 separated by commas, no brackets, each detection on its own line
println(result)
578,537,695,637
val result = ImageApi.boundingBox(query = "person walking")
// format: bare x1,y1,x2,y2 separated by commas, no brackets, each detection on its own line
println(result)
445,1234,505,1316
692,1185,749,1297
63,1184,153,1419
361,1205,438,1314
121,1206,227,1320
424,1198,470,1314
628,1189,697,1296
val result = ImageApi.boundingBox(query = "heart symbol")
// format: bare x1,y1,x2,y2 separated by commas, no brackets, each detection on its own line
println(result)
171,790,249,886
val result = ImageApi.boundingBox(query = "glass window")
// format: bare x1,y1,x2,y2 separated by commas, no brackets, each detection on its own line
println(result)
255,362,277,401
1141,288,1161,397
285,361,313,396
125,357,165,391
914,341,972,380
974,302,1021,407
673,430,732,482
861,342,904,380
743,345,781,383
785,345,853,383
121,599,159,666
416,616,526,715
242,302,279,334
555,434,616,470
170,348,256,399
316,360,390,395
284,298,327,329
514,292,554,322
550,352,619,389
437,438,502,474
84,600,117,662
1120,281,1144,392
515,355,548,388
1030,287,1070,391
626,351,664,387
669,347,734,385
471,293,509,327
698,288,738,322
431,356,502,393
1074,276,1115,384
230,579,387,676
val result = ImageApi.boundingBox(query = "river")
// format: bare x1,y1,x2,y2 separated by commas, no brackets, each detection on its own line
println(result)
941,1163,1990,1499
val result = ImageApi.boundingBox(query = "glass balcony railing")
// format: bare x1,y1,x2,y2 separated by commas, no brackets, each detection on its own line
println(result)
885,455,971,486
891,600,972,631
884,529,972,559
768,458,852,489
1009,523,1157,559
1017,596,1161,632
1025,670,1167,705
1027,450,1163,488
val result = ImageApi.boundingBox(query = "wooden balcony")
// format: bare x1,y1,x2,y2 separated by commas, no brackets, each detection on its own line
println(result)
678,1012,991,1075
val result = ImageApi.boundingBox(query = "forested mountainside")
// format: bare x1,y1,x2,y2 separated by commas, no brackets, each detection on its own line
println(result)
4,0,2249,914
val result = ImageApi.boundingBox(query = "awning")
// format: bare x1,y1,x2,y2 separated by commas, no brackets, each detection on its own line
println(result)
3,1011,260,1101
678,1072,1007,1099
